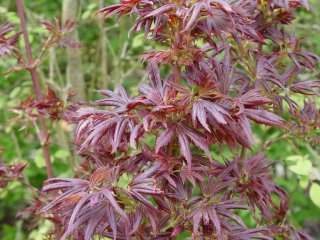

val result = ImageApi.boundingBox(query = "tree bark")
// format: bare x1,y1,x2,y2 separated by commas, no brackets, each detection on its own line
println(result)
62,0,86,101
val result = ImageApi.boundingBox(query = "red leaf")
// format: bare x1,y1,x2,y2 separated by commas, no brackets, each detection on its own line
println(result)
155,128,175,153
245,109,284,127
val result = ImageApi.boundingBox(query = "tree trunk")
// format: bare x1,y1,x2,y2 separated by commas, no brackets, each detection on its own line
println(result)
62,0,86,101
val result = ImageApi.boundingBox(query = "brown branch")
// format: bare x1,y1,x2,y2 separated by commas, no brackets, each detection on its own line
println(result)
16,0,54,179
261,132,291,152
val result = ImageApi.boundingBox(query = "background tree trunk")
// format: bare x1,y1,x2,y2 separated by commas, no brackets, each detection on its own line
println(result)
98,0,109,90
62,0,86,101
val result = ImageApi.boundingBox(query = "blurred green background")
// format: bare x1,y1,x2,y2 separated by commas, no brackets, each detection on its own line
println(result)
0,0,319,239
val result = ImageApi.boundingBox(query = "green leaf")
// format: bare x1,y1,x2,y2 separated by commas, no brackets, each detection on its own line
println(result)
289,159,312,176
287,155,304,162
34,149,46,168
29,220,52,240
0,6,8,14
2,224,17,240
299,176,309,189
54,149,70,159
6,12,20,24
117,173,131,188
9,87,21,98
132,33,144,48
287,155,312,176
310,183,320,208
177,231,190,240
81,4,97,21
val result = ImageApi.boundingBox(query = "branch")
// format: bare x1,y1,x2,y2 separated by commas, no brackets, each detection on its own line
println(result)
16,0,54,179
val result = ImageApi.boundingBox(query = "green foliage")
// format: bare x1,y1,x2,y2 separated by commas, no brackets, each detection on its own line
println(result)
310,184,320,208
287,155,312,176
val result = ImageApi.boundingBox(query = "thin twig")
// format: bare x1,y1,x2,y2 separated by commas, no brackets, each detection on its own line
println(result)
261,132,291,152
18,179,47,198
238,146,246,172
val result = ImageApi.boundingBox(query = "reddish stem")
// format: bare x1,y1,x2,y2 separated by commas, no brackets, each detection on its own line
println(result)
173,65,181,84
18,179,46,198
16,0,54,179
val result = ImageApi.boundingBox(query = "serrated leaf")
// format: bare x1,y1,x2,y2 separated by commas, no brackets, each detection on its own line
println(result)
245,109,284,126
155,128,174,152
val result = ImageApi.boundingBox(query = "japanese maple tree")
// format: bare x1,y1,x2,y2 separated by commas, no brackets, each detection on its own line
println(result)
1,0,320,239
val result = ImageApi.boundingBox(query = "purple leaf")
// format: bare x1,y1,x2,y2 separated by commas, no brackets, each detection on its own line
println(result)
155,128,175,152
245,109,284,127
